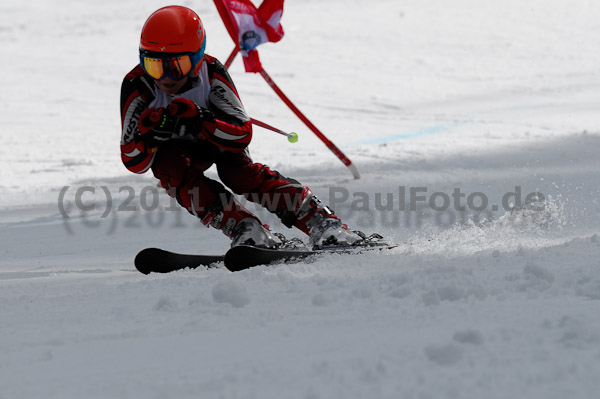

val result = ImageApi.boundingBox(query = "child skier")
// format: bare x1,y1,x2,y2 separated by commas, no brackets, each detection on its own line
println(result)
120,5,378,249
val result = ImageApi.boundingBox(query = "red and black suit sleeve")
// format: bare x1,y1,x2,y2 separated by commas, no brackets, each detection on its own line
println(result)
203,55,252,152
119,66,157,174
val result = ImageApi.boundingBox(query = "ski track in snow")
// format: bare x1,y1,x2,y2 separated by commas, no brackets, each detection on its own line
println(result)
1,0,600,398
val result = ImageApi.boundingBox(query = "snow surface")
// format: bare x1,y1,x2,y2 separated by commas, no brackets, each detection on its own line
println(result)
2,0,600,398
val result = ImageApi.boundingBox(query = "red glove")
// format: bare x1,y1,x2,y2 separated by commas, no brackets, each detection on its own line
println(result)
137,99,212,148
167,98,202,118
166,98,213,140
137,107,172,149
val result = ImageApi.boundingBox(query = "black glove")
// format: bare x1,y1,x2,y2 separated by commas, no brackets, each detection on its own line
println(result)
137,107,172,149
137,99,211,149
165,98,210,140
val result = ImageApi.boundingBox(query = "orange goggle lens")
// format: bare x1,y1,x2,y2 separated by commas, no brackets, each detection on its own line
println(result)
141,55,193,80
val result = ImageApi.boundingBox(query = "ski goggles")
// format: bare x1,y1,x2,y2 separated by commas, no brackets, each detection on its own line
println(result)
139,44,205,81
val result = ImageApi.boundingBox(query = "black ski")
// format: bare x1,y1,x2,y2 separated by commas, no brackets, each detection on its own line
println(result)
224,245,321,272
134,247,224,275
224,244,396,272
135,244,396,274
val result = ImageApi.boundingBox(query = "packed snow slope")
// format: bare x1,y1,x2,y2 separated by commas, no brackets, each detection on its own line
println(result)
1,0,600,398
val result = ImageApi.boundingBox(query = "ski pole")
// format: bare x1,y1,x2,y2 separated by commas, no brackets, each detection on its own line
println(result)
224,49,297,143
251,118,298,143
258,67,360,179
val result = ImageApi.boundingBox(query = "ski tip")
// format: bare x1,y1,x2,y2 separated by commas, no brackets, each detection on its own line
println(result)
134,247,162,275
224,245,258,272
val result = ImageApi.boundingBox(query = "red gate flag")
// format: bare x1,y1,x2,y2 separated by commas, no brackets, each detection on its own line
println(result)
214,0,285,72
214,0,361,179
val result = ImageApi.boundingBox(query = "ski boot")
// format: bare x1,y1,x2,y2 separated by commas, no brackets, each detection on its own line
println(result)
308,216,387,249
230,217,282,249
278,187,385,250
201,199,282,249
307,215,363,249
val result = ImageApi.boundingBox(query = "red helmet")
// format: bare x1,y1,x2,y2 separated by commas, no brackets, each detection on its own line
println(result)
140,6,206,54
